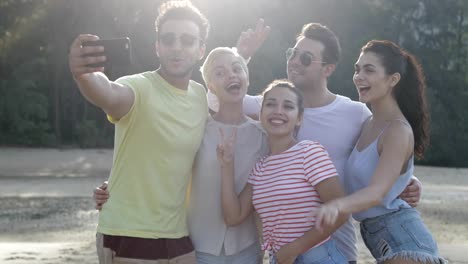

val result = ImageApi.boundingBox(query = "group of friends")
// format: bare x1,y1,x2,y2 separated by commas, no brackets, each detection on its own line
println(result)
68,1,446,263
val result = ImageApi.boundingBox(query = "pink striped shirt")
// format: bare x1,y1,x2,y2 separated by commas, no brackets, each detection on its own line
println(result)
248,140,338,252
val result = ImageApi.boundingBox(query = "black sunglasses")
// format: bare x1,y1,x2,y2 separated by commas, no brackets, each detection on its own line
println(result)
159,33,201,48
286,48,326,67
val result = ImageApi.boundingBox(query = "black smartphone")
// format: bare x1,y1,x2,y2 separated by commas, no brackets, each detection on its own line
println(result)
82,37,132,68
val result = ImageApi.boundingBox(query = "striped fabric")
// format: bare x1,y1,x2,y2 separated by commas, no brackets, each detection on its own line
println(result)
248,140,338,252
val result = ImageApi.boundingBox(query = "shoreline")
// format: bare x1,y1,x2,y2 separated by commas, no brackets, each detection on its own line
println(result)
0,148,467,263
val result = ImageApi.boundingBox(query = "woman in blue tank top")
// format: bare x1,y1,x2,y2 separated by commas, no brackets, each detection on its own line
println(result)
311,40,446,264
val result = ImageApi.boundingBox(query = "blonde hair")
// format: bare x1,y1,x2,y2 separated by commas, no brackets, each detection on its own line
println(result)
200,47,248,85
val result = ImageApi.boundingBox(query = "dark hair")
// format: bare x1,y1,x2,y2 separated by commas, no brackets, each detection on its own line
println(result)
155,0,210,43
297,23,341,65
261,79,304,117
361,40,429,159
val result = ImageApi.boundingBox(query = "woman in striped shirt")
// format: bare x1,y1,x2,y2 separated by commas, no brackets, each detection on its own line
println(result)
218,79,349,264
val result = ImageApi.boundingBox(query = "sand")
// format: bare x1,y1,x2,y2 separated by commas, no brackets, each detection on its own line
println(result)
0,148,467,264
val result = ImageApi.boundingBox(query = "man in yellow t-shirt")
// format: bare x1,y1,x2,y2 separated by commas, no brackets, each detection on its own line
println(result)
68,1,209,263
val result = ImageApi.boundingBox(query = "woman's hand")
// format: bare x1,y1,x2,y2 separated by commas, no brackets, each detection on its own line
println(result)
310,200,342,231
235,19,271,60
216,127,237,165
93,181,109,210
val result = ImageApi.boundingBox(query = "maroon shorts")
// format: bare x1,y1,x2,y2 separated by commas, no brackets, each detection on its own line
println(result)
96,233,196,263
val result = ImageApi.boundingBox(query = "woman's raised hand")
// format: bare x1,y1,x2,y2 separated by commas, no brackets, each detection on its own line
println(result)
216,127,237,165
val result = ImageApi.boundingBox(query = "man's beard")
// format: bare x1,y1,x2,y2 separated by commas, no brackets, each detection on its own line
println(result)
288,75,317,91
160,61,197,78
288,76,305,90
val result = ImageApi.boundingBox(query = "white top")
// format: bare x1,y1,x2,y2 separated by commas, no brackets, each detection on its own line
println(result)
297,95,371,182
297,95,371,261
188,116,268,256
207,89,262,117
248,141,338,252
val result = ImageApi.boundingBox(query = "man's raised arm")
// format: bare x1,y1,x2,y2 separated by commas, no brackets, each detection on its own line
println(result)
69,34,134,120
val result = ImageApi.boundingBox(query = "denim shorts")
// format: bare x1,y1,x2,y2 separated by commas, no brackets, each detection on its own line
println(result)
269,239,347,264
196,242,262,264
360,207,446,264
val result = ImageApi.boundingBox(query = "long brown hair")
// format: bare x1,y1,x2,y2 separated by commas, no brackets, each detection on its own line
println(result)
361,40,429,159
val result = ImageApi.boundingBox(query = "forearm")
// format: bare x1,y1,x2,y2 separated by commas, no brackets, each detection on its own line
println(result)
220,162,245,226
292,211,349,254
74,72,115,110
336,186,383,215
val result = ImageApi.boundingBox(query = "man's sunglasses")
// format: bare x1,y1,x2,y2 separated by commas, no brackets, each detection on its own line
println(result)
286,47,326,67
159,33,201,48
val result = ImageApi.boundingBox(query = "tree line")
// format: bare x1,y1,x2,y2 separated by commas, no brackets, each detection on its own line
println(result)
0,0,467,167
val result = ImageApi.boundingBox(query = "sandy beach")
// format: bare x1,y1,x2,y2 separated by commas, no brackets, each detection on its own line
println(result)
0,148,467,263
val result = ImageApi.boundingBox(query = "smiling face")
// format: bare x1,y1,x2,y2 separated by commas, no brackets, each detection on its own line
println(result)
206,53,248,104
353,51,400,104
156,19,205,78
260,86,302,138
287,37,334,88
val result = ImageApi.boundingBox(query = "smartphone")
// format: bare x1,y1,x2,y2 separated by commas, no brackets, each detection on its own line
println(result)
82,37,132,68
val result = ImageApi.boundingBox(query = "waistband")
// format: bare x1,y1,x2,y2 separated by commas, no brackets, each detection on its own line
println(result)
103,234,194,260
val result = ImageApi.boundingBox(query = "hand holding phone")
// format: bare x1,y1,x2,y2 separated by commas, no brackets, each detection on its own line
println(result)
82,37,132,68
69,34,105,77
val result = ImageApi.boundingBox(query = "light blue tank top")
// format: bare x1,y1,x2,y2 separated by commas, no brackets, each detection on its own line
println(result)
344,123,413,221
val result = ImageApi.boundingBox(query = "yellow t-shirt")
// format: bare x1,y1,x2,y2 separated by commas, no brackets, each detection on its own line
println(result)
97,71,208,239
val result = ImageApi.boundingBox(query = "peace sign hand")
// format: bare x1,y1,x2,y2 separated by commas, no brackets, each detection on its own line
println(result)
216,127,238,165
235,18,271,60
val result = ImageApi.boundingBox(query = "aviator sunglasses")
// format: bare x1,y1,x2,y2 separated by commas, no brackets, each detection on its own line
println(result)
286,47,326,67
159,33,201,48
